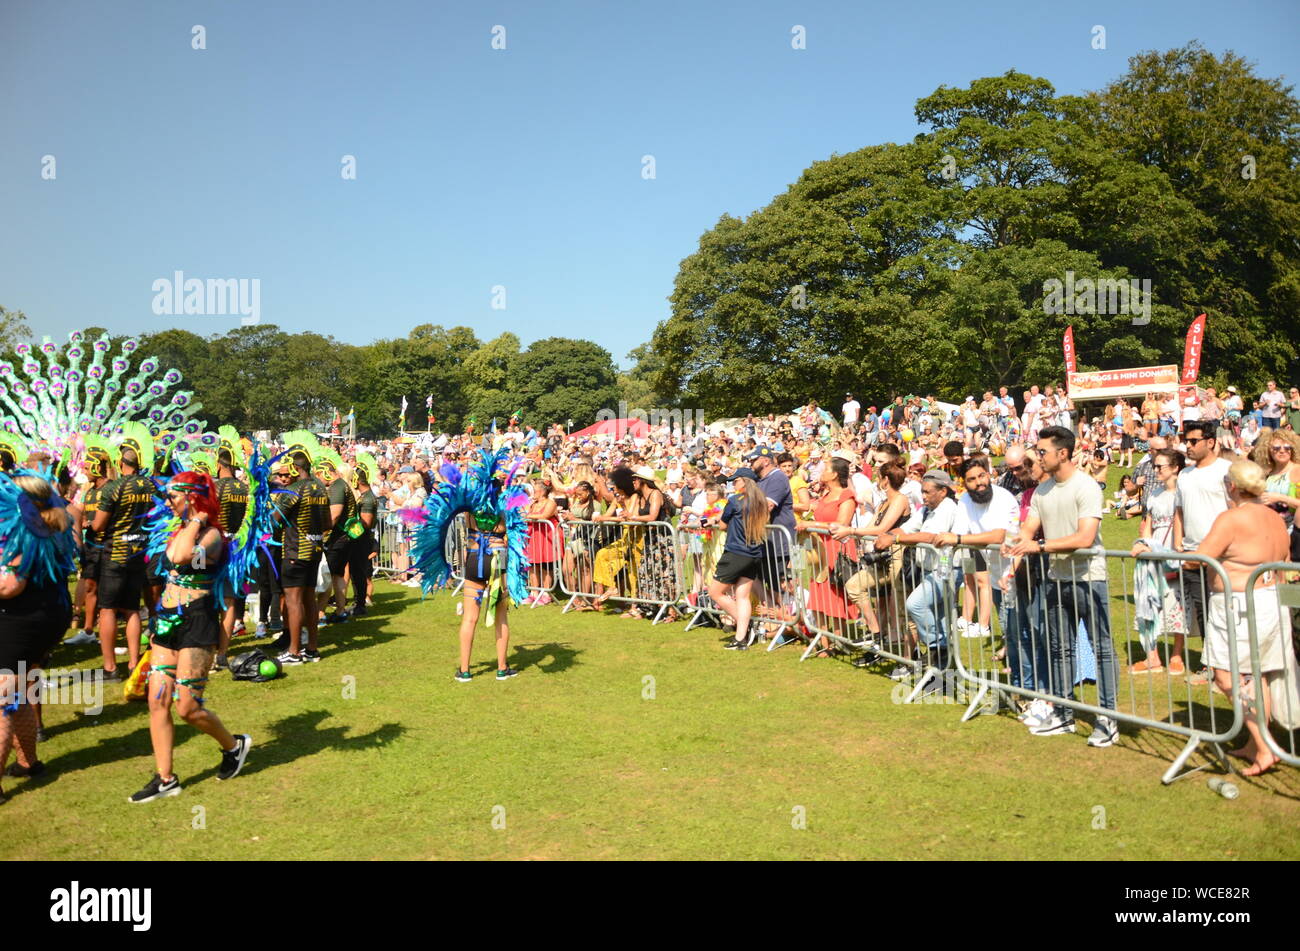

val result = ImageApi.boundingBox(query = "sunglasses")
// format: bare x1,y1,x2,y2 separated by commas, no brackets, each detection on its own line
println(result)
1271,445,1293,453
1184,437,1209,445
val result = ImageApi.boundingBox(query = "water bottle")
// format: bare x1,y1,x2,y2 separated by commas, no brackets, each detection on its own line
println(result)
1000,522,1020,589
1207,776,1239,799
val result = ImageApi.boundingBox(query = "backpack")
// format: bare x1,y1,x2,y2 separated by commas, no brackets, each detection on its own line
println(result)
230,649,282,682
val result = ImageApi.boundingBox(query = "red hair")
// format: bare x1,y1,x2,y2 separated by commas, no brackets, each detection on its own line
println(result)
167,471,224,533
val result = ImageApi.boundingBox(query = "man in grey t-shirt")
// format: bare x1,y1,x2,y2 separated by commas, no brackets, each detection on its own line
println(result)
1009,426,1118,747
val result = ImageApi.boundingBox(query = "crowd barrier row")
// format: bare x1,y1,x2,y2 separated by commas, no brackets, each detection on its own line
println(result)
365,510,1299,783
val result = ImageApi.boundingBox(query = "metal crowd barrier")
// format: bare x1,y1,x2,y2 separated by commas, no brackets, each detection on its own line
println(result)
944,542,1243,784
674,522,798,651
1243,563,1300,769
523,517,563,607
798,528,954,700
557,518,681,623
373,519,406,579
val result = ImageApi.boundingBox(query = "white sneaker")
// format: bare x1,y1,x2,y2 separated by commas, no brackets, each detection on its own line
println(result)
1019,698,1052,727
978,625,992,638
1029,706,1076,736
954,618,970,635
114,646,128,656
960,619,983,638
1087,716,1119,748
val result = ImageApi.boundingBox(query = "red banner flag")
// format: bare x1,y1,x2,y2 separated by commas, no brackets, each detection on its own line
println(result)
1063,326,1076,374
1181,313,1206,384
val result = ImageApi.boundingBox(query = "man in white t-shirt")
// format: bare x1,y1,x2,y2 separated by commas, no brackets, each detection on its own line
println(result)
1159,393,1180,436
935,458,1019,639
1260,380,1285,429
842,393,861,429
1007,424,1117,746
1172,420,1231,675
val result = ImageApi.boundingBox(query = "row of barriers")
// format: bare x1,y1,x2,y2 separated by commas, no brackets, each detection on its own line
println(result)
368,510,1299,782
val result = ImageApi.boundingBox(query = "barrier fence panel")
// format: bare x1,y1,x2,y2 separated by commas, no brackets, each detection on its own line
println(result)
674,523,798,650
373,519,406,580
1244,563,1300,769
795,529,953,700
946,543,1244,783
523,517,563,607
556,519,681,623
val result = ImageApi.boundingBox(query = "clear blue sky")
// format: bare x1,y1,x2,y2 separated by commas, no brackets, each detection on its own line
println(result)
3,0,1296,368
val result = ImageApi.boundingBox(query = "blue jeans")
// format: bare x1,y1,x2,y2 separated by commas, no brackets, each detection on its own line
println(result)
1044,578,1118,711
999,578,1049,691
907,571,953,650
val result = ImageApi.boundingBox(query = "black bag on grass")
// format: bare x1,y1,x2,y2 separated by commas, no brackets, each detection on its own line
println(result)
230,648,281,682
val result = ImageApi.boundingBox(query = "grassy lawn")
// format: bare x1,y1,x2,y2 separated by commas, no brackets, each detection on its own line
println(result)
4,466,1297,861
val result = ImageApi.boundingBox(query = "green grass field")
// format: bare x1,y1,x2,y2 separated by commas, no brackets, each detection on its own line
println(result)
4,468,1298,860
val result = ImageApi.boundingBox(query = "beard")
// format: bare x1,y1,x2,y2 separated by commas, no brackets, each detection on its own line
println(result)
968,484,994,505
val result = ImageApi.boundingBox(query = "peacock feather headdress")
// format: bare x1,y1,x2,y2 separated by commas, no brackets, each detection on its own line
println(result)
0,468,77,593
0,331,219,461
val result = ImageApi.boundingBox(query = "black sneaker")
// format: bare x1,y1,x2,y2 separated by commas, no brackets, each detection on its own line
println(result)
128,773,181,803
852,654,874,669
724,639,748,651
5,760,45,778
495,667,519,680
102,667,125,682
888,663,912,681
271,633,291,652
277,650,305,666
301,648,321,663
217,735,252,780
351,605,368,617
213,655,230,672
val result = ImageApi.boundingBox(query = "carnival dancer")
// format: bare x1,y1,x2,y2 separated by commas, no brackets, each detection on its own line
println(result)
0,470,77,800
274,432,330,665
409,440,530,682
214,427,249,668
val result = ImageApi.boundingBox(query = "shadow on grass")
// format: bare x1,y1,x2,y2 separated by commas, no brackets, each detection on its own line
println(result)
185,709,407,785
497,641,582,676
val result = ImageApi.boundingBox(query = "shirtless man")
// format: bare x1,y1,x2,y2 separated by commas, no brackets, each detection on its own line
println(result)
1184,461,1289,776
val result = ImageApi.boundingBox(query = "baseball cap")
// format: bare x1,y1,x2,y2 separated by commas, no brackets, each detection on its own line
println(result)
398,465,415,473
730,467,758,482
832,449,857,463
1227,386,1238,393
922,469,954,488
746,446,775,462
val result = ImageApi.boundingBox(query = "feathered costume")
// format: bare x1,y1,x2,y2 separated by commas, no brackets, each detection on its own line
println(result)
0,331,219,480
0,468,77,599
409,441,530,623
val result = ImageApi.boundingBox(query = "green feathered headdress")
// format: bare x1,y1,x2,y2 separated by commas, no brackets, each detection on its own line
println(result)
189,450,216,475
218,425,245,471
353,451,377,487
279,429,322,471
117,421,156,475
0,430,29,471
83,433,114,478
313,443,343,478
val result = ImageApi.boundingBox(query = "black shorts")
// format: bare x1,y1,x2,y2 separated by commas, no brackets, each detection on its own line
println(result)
150,603,221,651
0,610,70,668
98,558,147,611
759,550,790,588
1120,434,1134,450
324,539,352,576
463,545,505,587
281,557,321,590
714,551,761,585
80,548,103,582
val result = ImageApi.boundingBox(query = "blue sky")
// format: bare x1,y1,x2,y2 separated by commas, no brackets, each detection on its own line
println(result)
2,0,1296,368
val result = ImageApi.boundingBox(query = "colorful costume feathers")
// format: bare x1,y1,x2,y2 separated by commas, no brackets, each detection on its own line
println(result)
410,442,530,606
0,468,77,593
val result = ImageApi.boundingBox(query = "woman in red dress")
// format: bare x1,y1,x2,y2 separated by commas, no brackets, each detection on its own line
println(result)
524,478,560,604
803,457,858,655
